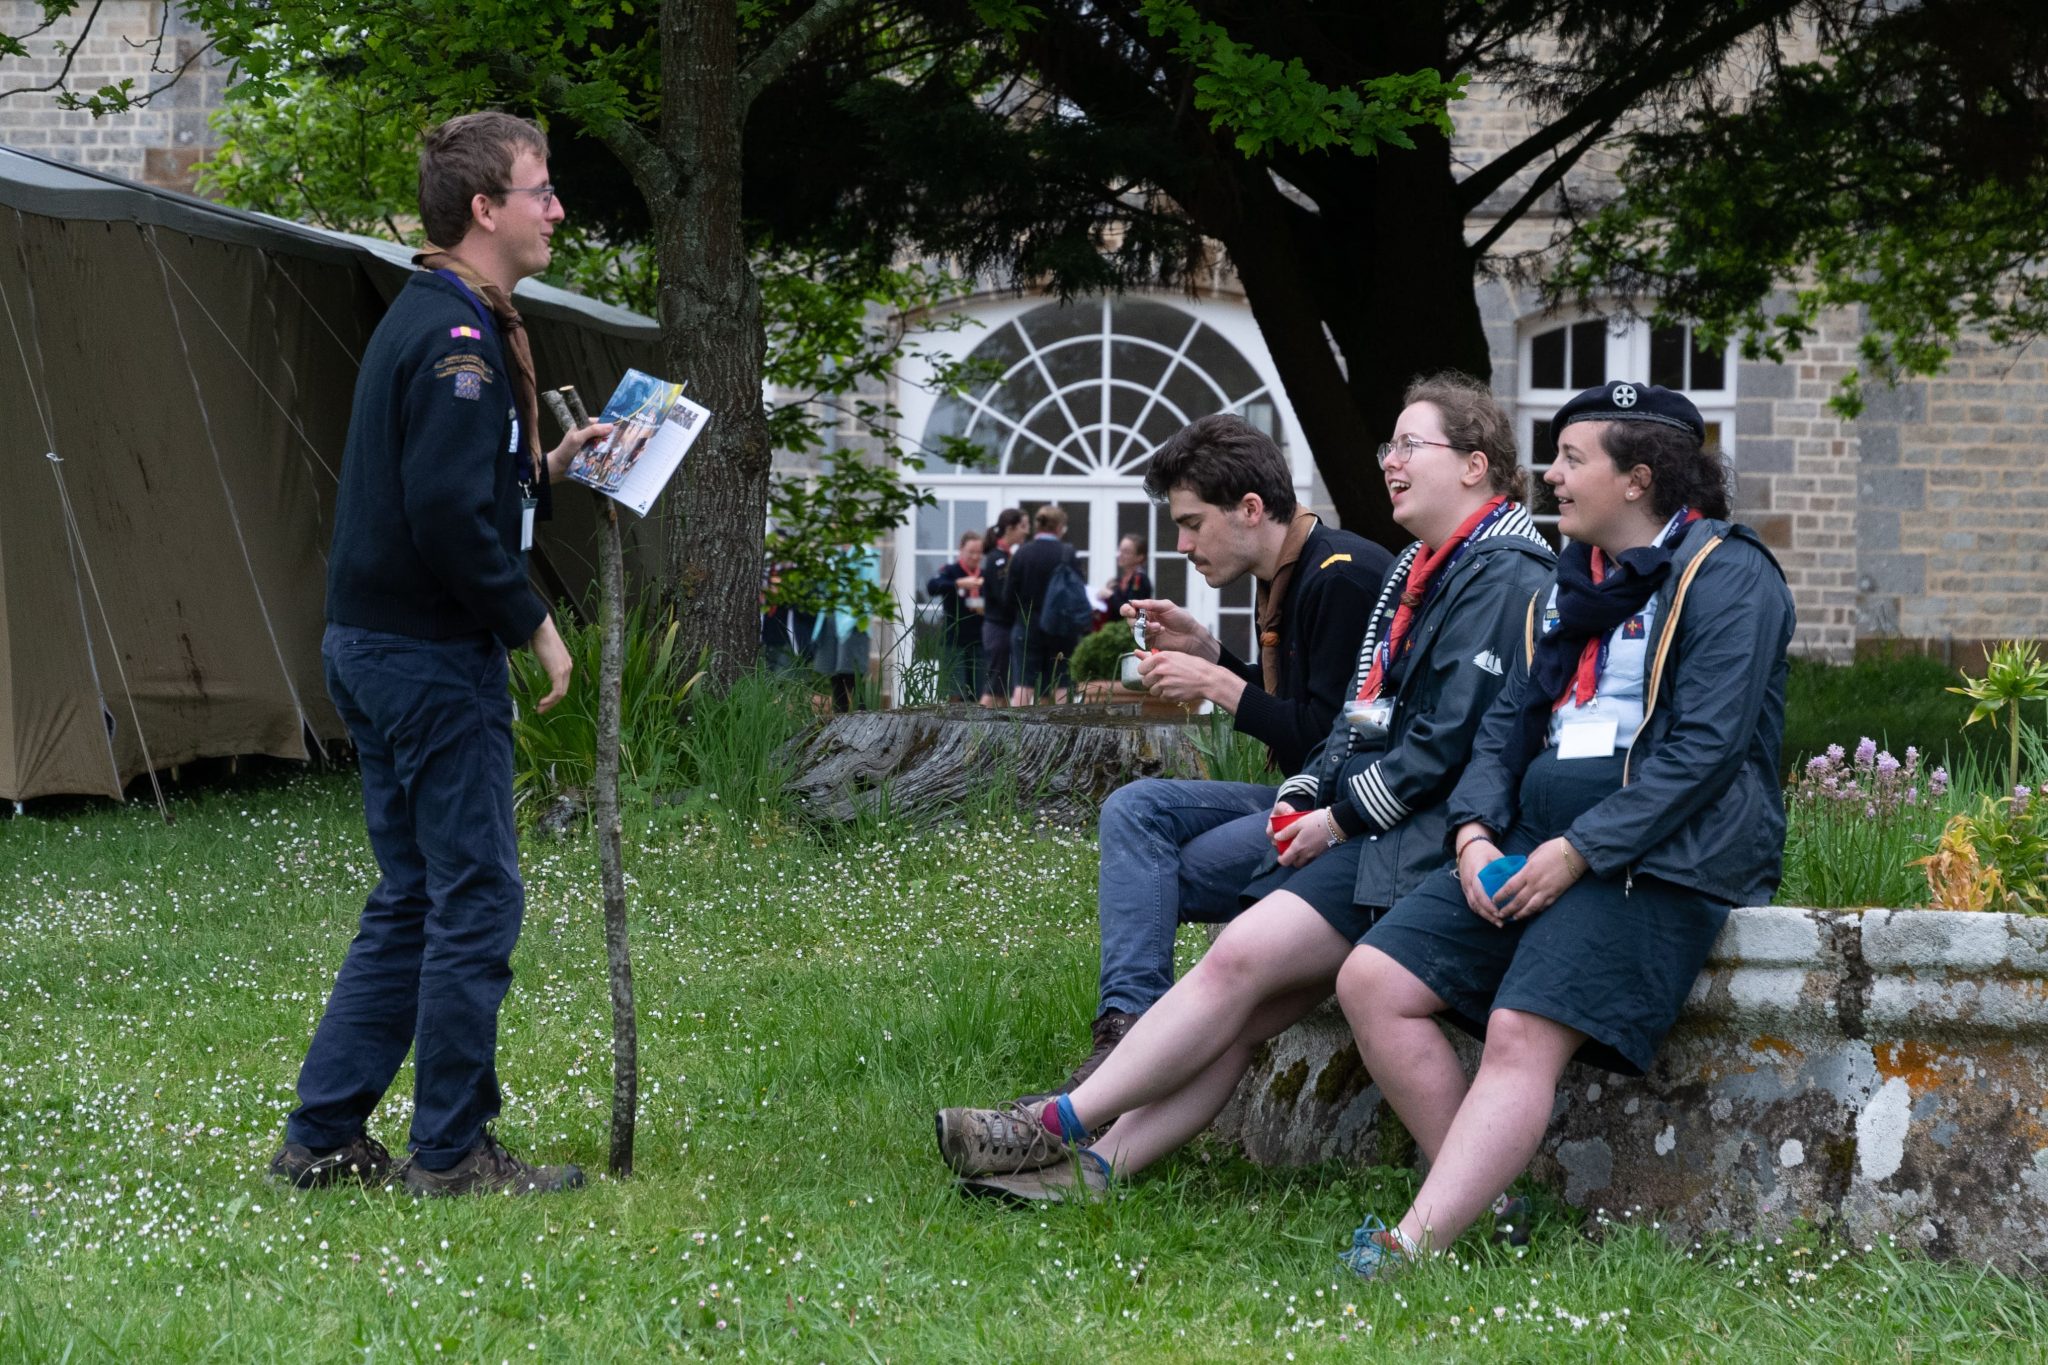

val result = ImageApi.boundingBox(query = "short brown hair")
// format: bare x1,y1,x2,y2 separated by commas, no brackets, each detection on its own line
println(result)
1143,414,1297,520
418,112,549,248
1402,371,1525,501
1034,503,1069,534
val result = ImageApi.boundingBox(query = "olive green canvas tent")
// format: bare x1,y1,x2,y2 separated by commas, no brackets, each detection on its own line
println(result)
0,144,663,802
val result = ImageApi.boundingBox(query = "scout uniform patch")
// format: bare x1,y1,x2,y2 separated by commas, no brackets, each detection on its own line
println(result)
433,351,494,401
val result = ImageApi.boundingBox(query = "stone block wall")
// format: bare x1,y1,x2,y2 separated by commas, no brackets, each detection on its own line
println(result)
1853,341,2048,658
1216,906,2048,1274
0,1,226,191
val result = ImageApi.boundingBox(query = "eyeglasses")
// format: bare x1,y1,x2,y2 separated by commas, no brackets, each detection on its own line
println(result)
1375,435,1461,468
496,180,557,210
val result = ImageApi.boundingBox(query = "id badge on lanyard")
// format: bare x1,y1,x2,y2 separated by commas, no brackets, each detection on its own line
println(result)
511,410,536,551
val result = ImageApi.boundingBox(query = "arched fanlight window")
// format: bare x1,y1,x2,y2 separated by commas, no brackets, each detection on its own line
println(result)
923,298,1282,477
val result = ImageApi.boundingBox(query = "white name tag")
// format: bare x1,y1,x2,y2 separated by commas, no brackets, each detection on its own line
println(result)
1556,718,1619,760
520,496,537,552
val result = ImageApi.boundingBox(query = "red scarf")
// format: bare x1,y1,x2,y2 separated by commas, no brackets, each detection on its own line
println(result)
1558,508,1703,709
1356,496,1505,703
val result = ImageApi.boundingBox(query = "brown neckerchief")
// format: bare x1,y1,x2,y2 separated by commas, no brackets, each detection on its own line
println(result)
1255,509,1322,695
413,246,542,483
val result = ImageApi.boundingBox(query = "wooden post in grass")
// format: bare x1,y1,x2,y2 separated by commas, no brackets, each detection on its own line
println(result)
548,386,638,1177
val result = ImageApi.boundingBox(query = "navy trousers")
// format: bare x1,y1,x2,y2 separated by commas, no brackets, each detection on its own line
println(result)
286,624,524,1170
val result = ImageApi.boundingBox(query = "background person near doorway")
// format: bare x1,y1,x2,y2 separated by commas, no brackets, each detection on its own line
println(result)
1007,503,1083,705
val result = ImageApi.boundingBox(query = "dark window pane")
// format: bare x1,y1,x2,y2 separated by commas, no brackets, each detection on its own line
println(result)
1650,325,1686,389
1113,299,1199,349
1117,500,1150,543
1219,614,1253,661
1570,319,1608,389
1154,557,1187,603
1220,577,1254,608
1184,325,1263,401
1530,478,1560,518
1531,327,1566,390
916,501,946,550
1529,418,1556,466
1019,300,1102,348
1690,334,1726,391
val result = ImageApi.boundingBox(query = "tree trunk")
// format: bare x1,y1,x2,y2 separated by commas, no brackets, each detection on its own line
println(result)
657,0,772,685
594,499,638,1177
781,703,1215,828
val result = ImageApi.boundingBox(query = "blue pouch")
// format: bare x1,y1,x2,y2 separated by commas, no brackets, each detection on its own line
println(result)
1478,855,1527,900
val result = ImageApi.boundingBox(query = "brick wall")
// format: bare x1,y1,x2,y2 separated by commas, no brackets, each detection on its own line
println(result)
0,1,226,190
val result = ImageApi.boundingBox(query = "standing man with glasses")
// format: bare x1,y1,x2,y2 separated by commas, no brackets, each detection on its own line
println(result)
269,112,609,1197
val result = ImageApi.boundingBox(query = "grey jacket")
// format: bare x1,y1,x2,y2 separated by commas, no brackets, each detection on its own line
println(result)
1447,518,1795,907
1274,505,1556,908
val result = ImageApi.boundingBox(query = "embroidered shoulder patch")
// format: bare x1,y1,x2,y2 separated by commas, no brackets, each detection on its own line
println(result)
449,325,482,340
453,370,482,400
1318,552,1353,569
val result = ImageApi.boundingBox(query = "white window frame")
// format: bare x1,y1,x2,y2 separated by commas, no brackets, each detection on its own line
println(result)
1516,315,1737,536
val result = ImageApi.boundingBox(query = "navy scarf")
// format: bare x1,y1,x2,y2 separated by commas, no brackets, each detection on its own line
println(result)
1507,537,1682,768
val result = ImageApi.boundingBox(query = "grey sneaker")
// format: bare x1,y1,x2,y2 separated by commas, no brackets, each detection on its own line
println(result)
961,1148,1113,1206
402,1132,584,1198
935,1098,1067,1177
268,1133,394,1190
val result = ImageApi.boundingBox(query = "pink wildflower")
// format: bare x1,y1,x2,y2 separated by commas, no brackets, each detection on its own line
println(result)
1854,737,1878,768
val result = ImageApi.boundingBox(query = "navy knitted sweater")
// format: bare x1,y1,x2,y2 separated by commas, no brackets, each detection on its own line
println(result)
326,271,546,650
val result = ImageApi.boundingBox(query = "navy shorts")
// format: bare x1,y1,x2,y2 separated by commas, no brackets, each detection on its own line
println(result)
1240,833,1385,944
1361,751,1730,1076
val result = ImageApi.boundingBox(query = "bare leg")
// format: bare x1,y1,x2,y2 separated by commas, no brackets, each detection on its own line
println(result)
1066,893,1350,1131
1011,684,1035,706
1395,1008,1583,1250
1337,946,1467,1161
1090,984,1331,1176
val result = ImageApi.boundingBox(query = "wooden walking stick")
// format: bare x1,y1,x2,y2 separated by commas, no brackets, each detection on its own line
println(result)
545,384,639,1178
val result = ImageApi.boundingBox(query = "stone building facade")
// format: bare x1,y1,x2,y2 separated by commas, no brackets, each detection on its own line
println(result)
6,12,2043,661
0,1,224,191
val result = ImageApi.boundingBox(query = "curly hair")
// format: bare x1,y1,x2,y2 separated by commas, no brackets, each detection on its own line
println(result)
1598,422,1731,521
1401,371,1526,501
1143,414,1297,521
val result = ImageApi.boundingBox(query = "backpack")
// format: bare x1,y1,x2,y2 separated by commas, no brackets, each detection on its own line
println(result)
1037,553,1096,637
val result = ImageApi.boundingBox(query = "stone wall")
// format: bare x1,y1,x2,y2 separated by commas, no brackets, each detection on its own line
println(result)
1215,906,2048,1273
1853,342,2048,658
0,1,226,191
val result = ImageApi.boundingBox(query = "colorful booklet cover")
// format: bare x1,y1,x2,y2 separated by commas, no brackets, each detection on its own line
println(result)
567,368,712,517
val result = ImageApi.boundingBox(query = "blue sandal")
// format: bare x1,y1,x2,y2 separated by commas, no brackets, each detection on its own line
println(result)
1338,1214,1412,1279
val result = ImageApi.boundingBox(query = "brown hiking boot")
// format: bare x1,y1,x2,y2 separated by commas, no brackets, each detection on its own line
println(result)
1056,1009,1137,1094
402,1131,585,1198
935,1098,1067,1178
268,1133,394,1190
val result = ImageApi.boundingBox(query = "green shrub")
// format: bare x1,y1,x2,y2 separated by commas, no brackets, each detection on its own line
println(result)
510,607,701,817
1068,619,1135,684
1778,738,1951,908
1781,652,1994,774
1191,708,1280,786
672,668,815,824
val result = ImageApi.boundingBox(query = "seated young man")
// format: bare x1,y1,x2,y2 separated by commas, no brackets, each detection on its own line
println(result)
1052,414,1391,1093
936,374,1554,1201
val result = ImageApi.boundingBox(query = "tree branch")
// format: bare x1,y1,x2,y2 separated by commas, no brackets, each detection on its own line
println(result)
1454,0,1805,216
0,0,104,102
736,0,866,115
1466,106,1624,259
493,51,675,205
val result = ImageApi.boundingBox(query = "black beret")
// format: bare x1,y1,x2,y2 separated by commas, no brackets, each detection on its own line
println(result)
1553,380,1705,444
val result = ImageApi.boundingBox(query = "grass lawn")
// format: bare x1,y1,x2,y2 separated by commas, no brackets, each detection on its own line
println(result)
2,770,2044,1362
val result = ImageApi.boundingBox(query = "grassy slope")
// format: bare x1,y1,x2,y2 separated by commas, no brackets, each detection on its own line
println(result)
1,772,2043,1362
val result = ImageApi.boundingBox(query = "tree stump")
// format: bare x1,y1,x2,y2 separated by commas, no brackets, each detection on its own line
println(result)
781,702,1209,828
